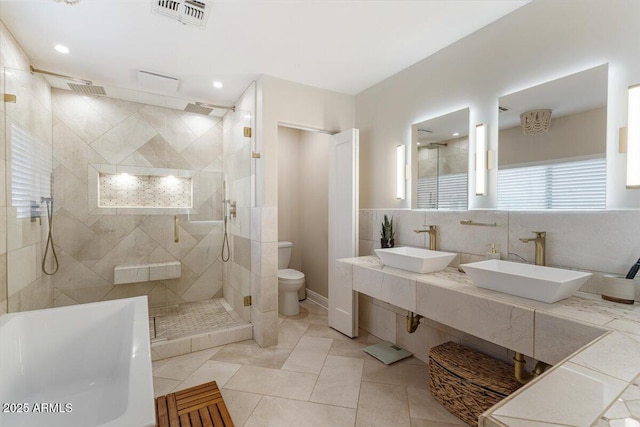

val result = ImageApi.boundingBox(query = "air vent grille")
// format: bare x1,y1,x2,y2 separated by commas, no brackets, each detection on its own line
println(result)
153,0,211,27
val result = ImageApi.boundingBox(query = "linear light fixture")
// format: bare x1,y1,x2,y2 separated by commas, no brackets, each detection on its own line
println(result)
475,124,487,196
627,84,640,188
396,144,406,200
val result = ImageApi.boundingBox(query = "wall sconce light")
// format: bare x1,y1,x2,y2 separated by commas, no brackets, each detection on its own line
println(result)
475,124,487,196
627,84,640,188
396,144,406,200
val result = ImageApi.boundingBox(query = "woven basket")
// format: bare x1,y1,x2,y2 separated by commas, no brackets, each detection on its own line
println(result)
429,342,522,426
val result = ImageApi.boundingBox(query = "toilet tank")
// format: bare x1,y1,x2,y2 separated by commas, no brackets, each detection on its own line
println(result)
278,241,293,270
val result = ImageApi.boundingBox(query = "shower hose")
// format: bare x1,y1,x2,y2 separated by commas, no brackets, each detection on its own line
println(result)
42,199,59,275
221,215,230,262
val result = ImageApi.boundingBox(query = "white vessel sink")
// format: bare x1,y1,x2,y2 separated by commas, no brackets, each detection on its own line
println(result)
460,259,592,303
375,247,456,274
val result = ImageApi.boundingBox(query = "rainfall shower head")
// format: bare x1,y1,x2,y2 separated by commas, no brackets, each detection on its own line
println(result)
68,83,107,96
30,66,106,96
184,101,235,115
424,142,448,150
184,103,214,115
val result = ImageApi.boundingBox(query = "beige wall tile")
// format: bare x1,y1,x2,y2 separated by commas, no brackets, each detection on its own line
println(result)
182,230,222,276
252,308,279,347
90,113,157,164
88,96,143,126
91,228,157,282
52,89,111,144
181,261,223,301
138,105,197,153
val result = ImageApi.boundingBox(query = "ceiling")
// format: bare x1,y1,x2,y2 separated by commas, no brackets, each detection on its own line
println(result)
416,107,469,145
0,0,529,110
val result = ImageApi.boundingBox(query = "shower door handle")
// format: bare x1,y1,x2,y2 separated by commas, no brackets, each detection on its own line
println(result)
174,216,179,243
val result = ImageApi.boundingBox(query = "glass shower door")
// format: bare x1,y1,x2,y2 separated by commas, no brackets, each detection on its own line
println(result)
3,66,54,313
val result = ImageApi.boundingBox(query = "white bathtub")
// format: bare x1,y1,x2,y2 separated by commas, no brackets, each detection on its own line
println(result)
0,297,155,427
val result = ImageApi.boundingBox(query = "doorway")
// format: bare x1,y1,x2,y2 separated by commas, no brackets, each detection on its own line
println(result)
277,125,332,304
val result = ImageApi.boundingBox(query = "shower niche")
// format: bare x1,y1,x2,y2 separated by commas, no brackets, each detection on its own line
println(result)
99,173,192,209
89,164,224,219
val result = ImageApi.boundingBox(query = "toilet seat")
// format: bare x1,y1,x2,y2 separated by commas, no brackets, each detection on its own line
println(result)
278,269,305,281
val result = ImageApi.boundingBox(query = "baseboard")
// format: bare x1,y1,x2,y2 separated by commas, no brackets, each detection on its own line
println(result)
306,289,328,309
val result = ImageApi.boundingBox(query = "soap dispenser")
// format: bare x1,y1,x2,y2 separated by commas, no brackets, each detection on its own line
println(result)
486,243,501,260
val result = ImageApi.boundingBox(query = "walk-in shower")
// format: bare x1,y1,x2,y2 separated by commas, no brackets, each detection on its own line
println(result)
2,64,256,353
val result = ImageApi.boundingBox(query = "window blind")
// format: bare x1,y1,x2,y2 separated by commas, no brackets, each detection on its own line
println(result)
10,123,52,219
497,157,606,210
417,173,467,210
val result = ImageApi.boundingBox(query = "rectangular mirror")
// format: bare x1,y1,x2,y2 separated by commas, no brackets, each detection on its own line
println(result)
412,107,469,210
498,64,608,210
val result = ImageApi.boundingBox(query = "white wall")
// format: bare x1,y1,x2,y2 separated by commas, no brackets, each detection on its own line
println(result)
253,76,354,346
356,0,640,209
499,107,606,167
257,75,355,208
299,131,330,298
277,126,301,270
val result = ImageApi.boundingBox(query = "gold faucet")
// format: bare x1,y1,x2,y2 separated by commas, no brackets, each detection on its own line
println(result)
414,225,437,250
519,231,546,266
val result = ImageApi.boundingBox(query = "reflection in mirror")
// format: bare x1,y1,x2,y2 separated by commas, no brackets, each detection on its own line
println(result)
498,64,607,210
413,108,469,209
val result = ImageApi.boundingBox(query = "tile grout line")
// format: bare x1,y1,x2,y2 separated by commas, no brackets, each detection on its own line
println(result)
306,337,333,402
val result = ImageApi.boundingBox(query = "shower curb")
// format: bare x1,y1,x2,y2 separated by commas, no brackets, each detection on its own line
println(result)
151,323,253,361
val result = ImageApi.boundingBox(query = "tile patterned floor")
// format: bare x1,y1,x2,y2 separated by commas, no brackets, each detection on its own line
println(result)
152,300,467,427
149,298,243,340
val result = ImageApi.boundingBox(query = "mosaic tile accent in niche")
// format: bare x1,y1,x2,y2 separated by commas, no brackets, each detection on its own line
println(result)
99,173,192,208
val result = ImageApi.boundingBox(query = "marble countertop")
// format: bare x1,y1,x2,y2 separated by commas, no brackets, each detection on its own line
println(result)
339,256,640,427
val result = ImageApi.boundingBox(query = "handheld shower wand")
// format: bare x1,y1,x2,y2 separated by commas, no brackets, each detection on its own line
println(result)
221,181,230,262
41,197,59,275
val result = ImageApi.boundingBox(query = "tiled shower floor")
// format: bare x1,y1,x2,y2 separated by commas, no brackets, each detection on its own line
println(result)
149,298,244,340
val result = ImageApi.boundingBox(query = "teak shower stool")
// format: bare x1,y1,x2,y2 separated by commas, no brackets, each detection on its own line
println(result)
155,381,235,427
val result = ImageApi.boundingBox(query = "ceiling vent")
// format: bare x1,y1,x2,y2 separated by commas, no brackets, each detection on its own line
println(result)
138,69,180,93
152,0,211,28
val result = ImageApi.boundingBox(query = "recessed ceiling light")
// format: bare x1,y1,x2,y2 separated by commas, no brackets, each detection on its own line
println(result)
54,44,70,54
213,81,223,89
453,132,460,137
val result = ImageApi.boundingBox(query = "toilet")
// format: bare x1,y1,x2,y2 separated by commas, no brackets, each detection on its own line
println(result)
278,241,305,316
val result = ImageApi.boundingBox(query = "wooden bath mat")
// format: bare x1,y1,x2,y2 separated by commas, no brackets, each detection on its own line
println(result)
156,381,235,427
